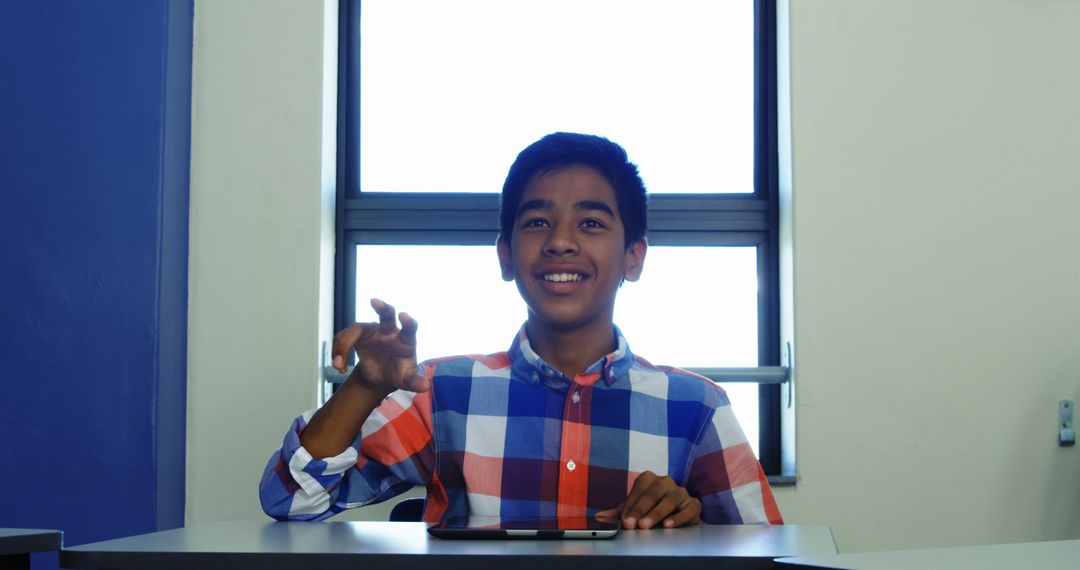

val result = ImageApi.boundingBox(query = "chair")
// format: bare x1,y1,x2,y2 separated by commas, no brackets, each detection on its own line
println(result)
388,497,426,522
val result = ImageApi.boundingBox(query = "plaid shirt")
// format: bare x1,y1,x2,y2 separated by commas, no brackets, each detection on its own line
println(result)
260,327,782,524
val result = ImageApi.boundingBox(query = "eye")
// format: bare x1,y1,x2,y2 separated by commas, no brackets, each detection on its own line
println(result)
580,219,606,229
522,217,549,229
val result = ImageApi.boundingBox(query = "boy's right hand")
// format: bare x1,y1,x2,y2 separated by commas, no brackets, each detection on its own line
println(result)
331,298,430,393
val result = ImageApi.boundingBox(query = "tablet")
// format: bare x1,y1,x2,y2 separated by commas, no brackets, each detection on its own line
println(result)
427,516,620,539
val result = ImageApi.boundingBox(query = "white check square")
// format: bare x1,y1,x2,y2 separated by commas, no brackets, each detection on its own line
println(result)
464,414,507,457
629,367,669,400
711,404,748,448
467,491,502,517
628,429,669,475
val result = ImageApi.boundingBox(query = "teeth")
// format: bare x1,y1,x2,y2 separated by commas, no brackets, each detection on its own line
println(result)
544,273,582,282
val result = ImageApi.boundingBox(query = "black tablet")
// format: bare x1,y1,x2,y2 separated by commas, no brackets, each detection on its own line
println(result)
427,516,620,539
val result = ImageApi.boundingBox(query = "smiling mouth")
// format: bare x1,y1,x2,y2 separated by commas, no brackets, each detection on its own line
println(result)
542,273,584,283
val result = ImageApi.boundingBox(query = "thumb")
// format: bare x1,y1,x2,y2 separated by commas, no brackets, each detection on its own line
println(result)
404,373,431,393
595,504,623,518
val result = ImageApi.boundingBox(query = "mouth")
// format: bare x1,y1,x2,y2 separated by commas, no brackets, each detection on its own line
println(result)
535,269,590,293
542,272,584,283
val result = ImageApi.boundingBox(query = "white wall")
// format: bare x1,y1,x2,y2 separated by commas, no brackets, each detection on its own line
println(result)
185,0,1080,549
773,0,1080,552
186,0,337,524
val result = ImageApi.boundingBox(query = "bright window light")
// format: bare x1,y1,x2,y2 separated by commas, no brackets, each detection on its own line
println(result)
359,0,754,194
355,244,760,455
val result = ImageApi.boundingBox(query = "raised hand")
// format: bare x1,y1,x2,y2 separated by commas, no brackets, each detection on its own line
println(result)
594,471,701,529
331,298,430,393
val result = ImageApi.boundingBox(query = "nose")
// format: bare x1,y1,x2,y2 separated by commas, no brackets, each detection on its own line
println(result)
544,224,578,256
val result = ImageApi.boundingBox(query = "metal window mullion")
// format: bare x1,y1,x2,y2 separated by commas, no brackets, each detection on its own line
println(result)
349,230,498,246
323,365,788,387
345,193,771,210
343,204,774,235
754,0,783,476
686,367,788,384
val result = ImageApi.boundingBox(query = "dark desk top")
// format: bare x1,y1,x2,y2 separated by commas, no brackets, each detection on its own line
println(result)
61,520,836,570
0,528,63,556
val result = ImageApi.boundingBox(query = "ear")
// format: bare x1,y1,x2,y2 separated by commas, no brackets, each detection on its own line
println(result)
496,234,515,281
622,237,647,282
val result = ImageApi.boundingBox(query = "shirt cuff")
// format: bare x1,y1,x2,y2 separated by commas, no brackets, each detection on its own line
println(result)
281,410,361,498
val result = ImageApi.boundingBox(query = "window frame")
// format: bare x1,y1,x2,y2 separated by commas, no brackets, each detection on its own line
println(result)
334,0,784,477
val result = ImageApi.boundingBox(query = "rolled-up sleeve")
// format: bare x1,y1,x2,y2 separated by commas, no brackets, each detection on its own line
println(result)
259,389,436,521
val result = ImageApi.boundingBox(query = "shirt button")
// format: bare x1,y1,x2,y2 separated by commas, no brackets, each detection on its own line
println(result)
532,372,539,381
571,391,581,404
566,460,576,471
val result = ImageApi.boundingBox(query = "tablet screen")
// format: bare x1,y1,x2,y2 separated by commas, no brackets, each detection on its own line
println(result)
427,515,620,539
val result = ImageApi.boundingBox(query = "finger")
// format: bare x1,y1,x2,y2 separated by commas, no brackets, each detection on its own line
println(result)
371,298,398,333
332,323,368,372
398,312,418,345
594,506,622,523
630,480,678,529
594,505,622,518
400,367,430,393
639,487,689,530
661,498,701,529
621,471,660,528
622,472,657,515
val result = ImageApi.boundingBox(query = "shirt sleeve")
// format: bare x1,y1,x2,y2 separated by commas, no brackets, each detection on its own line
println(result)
684,395,783,525
259,387,437,521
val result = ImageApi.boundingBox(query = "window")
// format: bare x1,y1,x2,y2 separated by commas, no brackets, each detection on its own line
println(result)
336,0,784,475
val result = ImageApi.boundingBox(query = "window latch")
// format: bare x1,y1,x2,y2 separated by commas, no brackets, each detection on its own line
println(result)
322,341,350,385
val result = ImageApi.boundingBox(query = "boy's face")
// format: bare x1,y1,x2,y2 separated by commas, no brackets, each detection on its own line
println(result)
497,164,646,334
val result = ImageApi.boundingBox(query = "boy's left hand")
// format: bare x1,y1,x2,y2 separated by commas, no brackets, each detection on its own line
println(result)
594,471,701,529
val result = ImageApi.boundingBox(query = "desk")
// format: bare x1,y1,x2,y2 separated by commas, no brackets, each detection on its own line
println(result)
776,538,1080,570
1,528,63,570
60,520,836,570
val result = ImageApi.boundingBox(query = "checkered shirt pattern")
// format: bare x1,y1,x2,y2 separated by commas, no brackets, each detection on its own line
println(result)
260,327,783,525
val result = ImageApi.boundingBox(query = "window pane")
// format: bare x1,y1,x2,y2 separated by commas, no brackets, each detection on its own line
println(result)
616,247,758,367
355,244,759,455
359,0,754,194
355,245,526,358
615,246,759,454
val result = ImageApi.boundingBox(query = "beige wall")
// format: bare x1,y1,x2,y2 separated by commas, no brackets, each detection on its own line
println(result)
185,0,1080,549
773,0,1080,552
186,0,337,524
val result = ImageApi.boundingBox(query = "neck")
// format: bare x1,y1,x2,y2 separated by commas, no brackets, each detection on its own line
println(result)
525,318,617,379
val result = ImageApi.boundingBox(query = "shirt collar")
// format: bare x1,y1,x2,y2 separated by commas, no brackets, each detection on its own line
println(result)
507,324,635,389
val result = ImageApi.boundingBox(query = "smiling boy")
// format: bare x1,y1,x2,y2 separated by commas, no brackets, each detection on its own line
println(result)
260,133,782,527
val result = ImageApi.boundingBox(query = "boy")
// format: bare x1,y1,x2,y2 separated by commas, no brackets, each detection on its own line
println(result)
260,133,782,528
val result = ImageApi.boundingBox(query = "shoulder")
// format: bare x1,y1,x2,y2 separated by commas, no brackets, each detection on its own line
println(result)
419,352,512,415
625,356,728,409
420,352,512,380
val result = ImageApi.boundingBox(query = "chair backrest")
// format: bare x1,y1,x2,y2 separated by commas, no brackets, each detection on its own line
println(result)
388,497,426,522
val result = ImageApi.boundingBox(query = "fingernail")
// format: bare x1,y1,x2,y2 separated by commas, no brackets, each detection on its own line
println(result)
623,517,636,528
332,356,343,368
639,518,652,529
663,519,675,528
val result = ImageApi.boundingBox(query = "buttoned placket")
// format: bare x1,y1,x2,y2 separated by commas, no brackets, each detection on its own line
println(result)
556,371,602,518
567,386,582,471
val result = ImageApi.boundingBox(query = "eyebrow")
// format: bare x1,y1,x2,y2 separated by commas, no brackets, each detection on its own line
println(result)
516,199,617,218
574,200,616,218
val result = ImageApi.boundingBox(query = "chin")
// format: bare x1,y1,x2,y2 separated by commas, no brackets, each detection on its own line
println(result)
527,307,603,332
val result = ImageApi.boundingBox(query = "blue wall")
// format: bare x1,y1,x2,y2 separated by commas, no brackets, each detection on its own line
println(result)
0,0,192,565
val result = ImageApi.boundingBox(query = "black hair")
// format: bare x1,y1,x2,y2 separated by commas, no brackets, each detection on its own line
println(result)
499,132,648,249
